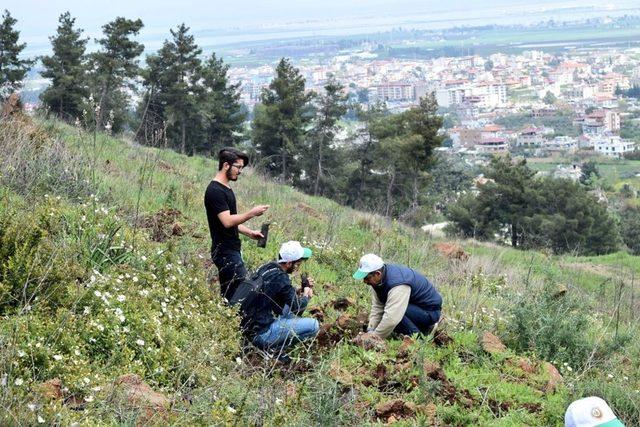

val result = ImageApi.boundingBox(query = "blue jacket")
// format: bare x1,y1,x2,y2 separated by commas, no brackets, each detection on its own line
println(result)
373,264,442,310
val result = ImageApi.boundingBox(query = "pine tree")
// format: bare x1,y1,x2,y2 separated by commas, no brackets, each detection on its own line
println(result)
89,17,144,132
377,129,405,217
0,9,32,97
40,12,88,120
351,95,443,219
157,24,202,154
252,58,314,181
529,178,620,254
401,93,444,212
200,53,246,154
543,91,557,105
480,155,539,248
620,205,640,255
135,51,170,146
347,102,388,209
306,76,348,196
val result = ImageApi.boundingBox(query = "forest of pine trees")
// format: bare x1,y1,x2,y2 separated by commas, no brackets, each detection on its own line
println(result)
0,9,444,222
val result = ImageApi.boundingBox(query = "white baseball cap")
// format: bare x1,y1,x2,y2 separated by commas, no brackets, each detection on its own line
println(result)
353,253,384,279
278,241,312,263
565,397,624,427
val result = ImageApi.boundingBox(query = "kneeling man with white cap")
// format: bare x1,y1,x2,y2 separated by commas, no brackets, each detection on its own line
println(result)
353,254,442,339
238,241,319,362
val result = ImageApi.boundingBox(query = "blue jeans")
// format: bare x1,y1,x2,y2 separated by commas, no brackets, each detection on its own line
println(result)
394,304,441,336
212,249,247,300
252,311,320,351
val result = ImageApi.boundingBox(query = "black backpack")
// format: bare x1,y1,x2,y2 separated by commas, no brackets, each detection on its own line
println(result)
229,265,280,330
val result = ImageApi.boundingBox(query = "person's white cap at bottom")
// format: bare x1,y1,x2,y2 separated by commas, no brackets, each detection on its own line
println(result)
565,397,625,427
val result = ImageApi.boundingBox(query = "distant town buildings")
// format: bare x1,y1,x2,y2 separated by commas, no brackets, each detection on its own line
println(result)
224,45,638,159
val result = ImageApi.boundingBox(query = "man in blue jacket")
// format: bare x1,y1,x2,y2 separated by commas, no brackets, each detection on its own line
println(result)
353,253,442,339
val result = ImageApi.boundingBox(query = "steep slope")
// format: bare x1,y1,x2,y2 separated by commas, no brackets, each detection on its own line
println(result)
0,115,638,425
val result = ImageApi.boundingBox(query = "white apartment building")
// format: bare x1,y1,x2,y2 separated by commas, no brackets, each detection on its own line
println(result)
370,83,415,102
544,136,578,153
435,86,468,107
594,136,636,158
435,84,507,109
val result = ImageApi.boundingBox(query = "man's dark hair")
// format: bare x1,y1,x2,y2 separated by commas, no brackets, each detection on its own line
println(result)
218,147,249,171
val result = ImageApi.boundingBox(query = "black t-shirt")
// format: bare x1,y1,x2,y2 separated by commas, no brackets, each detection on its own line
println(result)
204,180,241,253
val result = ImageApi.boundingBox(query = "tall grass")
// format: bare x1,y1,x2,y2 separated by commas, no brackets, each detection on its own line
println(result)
0,115,93,200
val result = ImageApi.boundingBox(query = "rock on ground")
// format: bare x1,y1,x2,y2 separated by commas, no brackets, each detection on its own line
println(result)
432,242,469,261
481,331,507,354
112,374,170,422
375,399,416,422
543,362,563,393
38,378,63,401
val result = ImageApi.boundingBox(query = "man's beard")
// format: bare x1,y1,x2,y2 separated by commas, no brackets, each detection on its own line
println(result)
226,169,238,181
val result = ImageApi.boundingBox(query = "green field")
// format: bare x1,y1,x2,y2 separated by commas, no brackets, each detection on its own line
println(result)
527,158,640,186
389,27,640,50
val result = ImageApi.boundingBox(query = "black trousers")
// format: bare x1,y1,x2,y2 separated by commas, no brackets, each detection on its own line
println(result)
212,249,247,300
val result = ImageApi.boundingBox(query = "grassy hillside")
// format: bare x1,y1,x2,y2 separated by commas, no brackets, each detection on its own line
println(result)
1,114,639,425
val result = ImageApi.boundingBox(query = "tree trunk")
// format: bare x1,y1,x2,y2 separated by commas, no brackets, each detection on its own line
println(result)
181,119,186,154
359,161,367,194
97,77,110,130
357,132,373,207
163,122,168,149
281,148,287,182
384,168,396,217
412,175,419,209
134,86,154,143
511,223,518,247
313,137,323,196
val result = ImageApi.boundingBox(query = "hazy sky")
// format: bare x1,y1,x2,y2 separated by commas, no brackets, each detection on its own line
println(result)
7,1,639,55
7,0,575,36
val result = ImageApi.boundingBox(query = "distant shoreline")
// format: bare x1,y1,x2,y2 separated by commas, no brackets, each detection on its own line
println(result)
19,2,640,58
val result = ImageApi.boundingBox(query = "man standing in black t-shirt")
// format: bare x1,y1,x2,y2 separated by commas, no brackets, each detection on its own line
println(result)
205,148,269,299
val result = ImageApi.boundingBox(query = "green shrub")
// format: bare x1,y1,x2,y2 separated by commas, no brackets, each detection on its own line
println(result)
502,283,594,368
0,192,241,418
0,192,142,315
619,205,640,255
302,370,361,426
0,196,84,315
59,199,133,271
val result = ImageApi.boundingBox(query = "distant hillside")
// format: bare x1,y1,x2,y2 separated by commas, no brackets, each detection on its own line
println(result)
0,114,638,425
